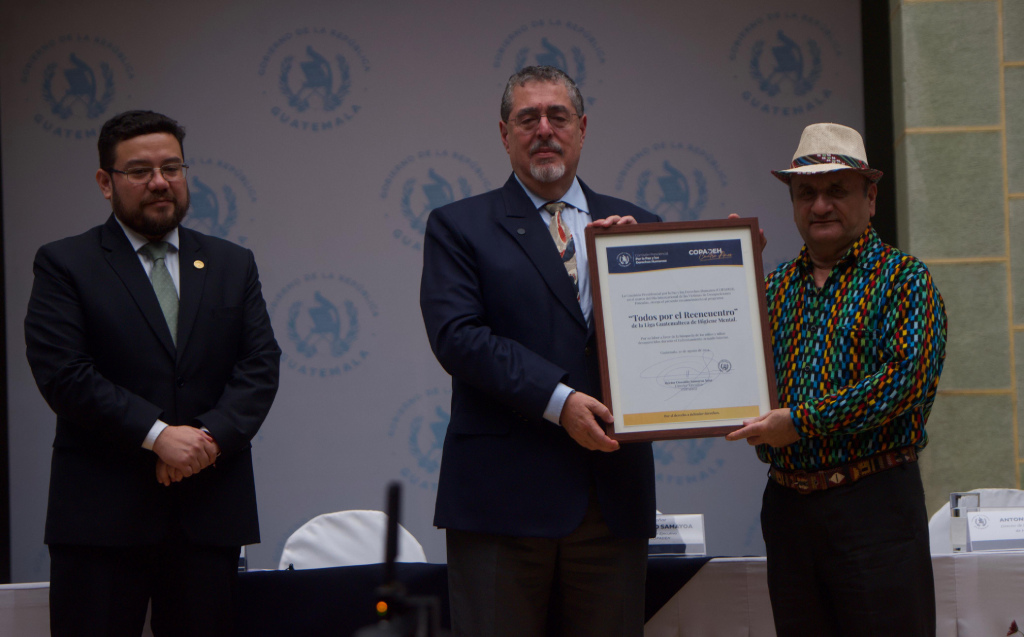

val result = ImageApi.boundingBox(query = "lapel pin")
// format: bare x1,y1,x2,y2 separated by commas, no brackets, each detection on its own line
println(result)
194,260,205,269
517,228,526,235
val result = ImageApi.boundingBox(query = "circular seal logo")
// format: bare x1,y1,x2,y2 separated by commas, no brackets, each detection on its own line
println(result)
493,19,606,107
268,272,378,378
653,438,728,486
387,387,452,492
19,34,135,139
729,12,844,116
718,360,732,373
615,142,728,222
258,27,370,133
972,515,990,530
616,252,632,267
380,150,492,251
182,157,258,246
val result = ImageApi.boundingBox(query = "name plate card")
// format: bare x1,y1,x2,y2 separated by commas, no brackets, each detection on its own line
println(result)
648,514,706,556
967,508,1024,552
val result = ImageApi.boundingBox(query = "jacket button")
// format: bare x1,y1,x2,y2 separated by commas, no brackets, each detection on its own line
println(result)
584,347,592,356
176,378,186,388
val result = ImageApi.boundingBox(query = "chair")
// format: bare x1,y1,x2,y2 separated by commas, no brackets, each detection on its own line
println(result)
927,488,1024,554
278,510,427,570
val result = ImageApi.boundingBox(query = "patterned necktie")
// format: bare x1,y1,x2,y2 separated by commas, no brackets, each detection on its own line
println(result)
544,201,579,300
139,241,178,346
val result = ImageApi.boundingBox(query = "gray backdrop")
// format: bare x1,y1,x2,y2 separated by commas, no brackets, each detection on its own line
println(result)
1,0,864,580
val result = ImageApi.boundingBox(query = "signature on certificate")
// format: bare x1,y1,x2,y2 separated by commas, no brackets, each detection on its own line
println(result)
640,352,732,400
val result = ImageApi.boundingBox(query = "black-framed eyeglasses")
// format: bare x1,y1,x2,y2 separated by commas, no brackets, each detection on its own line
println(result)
508,110,579,133
109,164,189,185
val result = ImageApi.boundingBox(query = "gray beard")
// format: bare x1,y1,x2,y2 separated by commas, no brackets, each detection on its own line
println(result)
530,162,566,183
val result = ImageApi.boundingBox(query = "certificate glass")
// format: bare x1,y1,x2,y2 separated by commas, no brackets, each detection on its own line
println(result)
585,218,778,441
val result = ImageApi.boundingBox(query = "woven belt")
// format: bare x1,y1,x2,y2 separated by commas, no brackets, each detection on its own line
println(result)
770,447,917,495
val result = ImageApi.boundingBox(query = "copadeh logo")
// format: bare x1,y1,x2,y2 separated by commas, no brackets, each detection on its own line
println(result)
653,439,727,486
616,142,728,222
20,34,134,139
387,387,452,492
182,158,258,246
258,27,370,133
268,272,378,378
380,150,492,251
730,12,843,117
494,19,605,108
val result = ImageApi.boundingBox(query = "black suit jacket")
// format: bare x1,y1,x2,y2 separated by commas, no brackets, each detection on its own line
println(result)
25,215,281,547
420,175,658,539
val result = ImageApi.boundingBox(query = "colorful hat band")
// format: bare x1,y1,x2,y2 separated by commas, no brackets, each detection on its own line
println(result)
790,153,871,170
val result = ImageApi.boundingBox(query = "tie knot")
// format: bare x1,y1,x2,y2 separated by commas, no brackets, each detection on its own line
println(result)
543,201,566,215
140,241,170,261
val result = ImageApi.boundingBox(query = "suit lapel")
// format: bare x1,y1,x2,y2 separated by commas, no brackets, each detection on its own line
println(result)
100,216,176,357
578,179,610,340
176,228,207,359
497,175,587,329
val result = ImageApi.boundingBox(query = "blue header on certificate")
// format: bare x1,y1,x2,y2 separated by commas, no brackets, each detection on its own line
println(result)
607,239,743,274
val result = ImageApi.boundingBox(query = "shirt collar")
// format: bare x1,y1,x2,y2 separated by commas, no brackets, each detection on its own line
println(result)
797,225,882,272
114,215,180,253
513,174,590,215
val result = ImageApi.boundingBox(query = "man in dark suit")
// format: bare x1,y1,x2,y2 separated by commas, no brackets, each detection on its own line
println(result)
24,110,281,637
419,66,658,637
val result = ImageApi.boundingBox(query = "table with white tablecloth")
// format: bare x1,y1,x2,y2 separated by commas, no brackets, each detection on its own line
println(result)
644,553,1024,637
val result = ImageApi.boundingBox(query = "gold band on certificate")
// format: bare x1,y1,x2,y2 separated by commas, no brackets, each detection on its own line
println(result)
623,406,760,427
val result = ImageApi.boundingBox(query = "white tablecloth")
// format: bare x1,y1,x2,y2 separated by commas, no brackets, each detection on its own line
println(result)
644,553,1024,637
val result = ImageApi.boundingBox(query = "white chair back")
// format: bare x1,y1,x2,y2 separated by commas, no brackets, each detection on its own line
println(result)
278,509,427,570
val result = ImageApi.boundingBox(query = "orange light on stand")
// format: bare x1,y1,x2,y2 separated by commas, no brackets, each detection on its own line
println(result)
376,600,389,616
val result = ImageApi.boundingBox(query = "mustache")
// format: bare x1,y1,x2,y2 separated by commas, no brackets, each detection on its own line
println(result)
529,139,563,155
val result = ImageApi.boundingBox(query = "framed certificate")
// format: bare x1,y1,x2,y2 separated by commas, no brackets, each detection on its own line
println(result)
585,217,778,442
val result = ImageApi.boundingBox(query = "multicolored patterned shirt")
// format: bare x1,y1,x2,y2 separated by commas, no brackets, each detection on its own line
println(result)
758,226,947,471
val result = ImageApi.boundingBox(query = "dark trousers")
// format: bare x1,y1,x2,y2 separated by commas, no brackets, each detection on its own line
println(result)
445,495,648,637
49,541,240,637
761,462,935,637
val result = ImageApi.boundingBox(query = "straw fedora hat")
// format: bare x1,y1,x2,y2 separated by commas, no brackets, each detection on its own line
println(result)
772,123,883,184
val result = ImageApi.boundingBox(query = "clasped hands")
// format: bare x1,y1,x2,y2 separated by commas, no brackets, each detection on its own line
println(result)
152,425,221,486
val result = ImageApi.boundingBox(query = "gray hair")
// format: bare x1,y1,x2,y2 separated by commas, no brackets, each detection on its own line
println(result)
500,66,584,122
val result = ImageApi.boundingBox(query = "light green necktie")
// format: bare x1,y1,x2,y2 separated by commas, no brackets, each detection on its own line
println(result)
140,241,178,346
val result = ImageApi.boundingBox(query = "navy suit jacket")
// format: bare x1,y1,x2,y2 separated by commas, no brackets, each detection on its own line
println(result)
25,215,281,547
420,175,658,539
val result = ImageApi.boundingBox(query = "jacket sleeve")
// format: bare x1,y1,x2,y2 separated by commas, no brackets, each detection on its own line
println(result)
25,244,164,449
419,207,566,420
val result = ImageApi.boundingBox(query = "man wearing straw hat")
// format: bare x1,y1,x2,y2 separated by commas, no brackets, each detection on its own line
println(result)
726,122,947,636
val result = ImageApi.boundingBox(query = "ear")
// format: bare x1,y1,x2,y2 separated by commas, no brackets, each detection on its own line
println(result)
578,113,587,145
96,168,113,201
499,120,511,155
867,181,877,218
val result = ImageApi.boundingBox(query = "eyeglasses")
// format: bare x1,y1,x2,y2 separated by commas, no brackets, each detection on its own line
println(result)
109,164,189,185
508,110,579,133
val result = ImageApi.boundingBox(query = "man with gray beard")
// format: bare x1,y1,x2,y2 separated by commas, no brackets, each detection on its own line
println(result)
25,110,280,636
420,66,659,637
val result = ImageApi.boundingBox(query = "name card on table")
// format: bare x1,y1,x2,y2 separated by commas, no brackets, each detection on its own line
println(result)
649,514,706,556
967,508,1024,552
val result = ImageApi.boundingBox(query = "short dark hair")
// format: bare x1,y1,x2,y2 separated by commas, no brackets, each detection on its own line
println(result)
500,66,584,123
98,110,185,171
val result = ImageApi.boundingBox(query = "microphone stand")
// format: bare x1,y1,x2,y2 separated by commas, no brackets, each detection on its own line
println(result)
353,482,448,637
